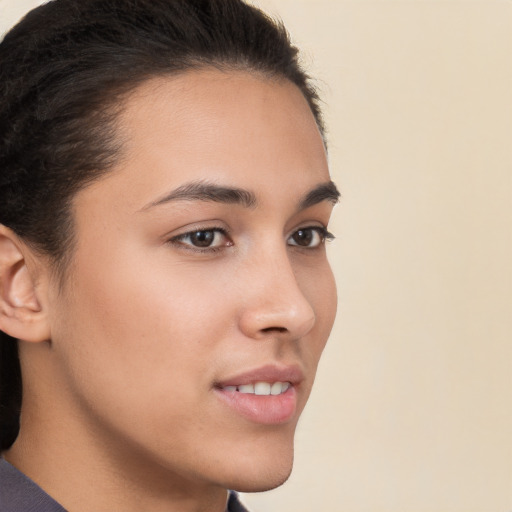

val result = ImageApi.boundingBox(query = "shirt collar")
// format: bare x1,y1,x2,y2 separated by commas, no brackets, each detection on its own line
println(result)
0,457,66,511
0,458,250,512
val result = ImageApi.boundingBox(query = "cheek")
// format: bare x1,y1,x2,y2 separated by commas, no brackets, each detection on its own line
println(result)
52,249,229,417
282,260,336,415
301,261,337,357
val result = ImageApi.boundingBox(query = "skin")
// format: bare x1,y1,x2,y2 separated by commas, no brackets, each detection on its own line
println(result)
2,69,338,512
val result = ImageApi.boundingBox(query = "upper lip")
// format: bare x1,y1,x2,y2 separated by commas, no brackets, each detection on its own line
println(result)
215,364,305,388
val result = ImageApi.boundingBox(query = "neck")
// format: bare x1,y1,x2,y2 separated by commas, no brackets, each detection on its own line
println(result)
5,408,229,512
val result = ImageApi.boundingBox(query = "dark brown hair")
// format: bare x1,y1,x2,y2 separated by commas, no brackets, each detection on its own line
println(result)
0,0,324,450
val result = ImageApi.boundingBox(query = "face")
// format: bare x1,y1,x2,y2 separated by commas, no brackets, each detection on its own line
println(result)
45,70,337,493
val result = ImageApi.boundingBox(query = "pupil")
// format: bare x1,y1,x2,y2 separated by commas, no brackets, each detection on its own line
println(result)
294,229,313,246
191,231,214,247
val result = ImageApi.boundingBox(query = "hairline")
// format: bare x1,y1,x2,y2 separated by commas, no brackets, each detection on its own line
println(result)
44,64,327,287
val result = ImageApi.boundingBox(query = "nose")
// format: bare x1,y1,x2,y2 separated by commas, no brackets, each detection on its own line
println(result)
237,250,316,341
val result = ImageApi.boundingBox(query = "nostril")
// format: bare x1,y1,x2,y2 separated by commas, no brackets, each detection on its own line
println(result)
261,326,288,334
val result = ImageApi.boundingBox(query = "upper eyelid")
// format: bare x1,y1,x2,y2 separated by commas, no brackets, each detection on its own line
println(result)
167,228,232,254
169,227,231,245
288,226,334,245
172,223,330,235
169,224,333,239
167,223,230,240
172,226,229,238
288,225,334,238
167,229,331,256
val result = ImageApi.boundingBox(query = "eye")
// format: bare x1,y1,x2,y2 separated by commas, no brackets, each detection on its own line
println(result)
170,228,232,251
288,226,334,248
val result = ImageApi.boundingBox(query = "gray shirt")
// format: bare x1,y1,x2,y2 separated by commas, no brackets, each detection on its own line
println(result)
0,458,249,512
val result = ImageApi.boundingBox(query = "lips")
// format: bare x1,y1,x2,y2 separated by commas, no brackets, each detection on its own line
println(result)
214,364,304,425
223,381,291,396
215,364,304,389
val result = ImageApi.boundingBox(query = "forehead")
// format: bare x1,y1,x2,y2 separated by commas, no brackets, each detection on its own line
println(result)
78,69,329,214
121,68,320,138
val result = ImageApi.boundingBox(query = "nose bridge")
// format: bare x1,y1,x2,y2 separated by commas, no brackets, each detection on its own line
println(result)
238,242,316,340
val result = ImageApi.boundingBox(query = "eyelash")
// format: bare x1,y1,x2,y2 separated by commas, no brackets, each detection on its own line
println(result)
169,226,232,254
169,225,335,253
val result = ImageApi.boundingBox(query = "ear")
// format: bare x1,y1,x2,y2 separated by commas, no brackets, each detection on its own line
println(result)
0,225,51,343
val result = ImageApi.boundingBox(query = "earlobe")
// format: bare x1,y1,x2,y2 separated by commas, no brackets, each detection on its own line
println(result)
0,225,51,343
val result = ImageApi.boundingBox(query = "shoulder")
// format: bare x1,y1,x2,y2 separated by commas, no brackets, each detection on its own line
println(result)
0,459,251,512
227,491,251,512
0,458,66,512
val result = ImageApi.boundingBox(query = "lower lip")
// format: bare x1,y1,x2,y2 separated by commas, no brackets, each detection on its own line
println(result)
215,386,297,425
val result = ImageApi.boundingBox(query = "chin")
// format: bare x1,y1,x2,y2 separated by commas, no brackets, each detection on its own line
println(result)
228,464,294,493
219,443,295,493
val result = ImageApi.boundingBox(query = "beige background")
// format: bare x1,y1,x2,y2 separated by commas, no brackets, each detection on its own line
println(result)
1,1,511,511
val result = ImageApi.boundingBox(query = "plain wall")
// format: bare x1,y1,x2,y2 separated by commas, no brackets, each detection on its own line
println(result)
1,1,511,511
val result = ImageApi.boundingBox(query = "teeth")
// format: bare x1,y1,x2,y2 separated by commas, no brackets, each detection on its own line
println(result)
254,382,271,395
270,382,283,395
224,382,291,396
238,384,254,394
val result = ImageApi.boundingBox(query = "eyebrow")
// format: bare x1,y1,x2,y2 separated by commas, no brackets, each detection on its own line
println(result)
141,179,340,212
298,180,341,210
142,181,257,210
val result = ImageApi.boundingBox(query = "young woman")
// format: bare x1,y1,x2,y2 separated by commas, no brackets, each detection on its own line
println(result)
0,1,339,510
